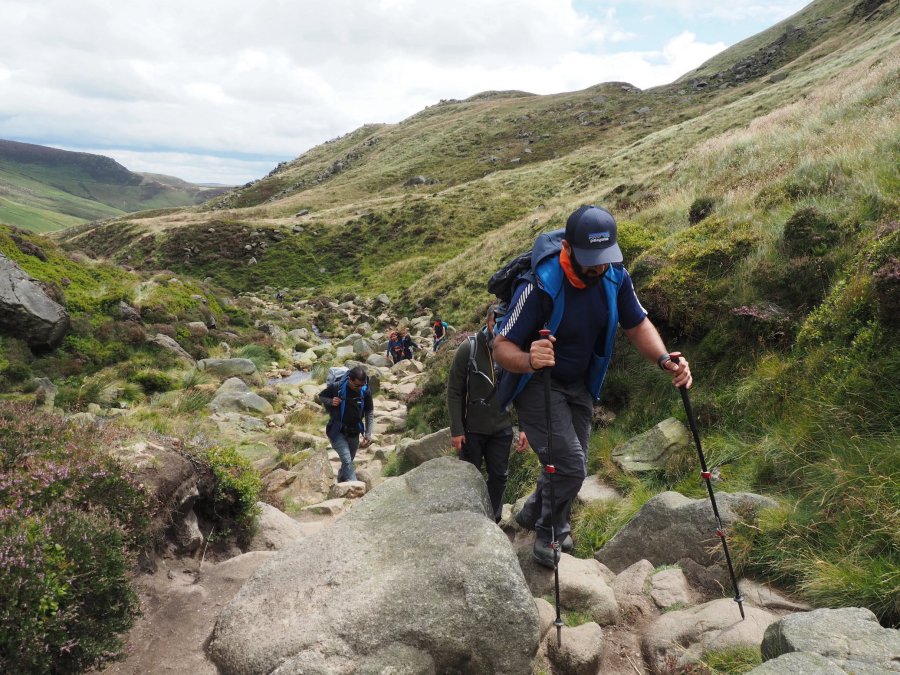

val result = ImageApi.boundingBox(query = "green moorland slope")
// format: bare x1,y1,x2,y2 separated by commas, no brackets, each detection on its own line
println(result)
35,0,900,626
0,140,231,232
0,224,272,672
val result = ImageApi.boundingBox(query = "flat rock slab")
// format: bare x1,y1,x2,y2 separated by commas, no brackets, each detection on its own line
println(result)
300,497,348,516
761,607,900,673
749,651,846,674
643,597,778,673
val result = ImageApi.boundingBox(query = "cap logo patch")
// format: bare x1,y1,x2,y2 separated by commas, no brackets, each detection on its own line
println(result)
588,232,610,244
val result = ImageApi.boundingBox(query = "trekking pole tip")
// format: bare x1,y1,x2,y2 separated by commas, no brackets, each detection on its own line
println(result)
555,619,563,646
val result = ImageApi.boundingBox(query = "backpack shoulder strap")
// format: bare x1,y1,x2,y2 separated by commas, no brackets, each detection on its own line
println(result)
467,335,477,373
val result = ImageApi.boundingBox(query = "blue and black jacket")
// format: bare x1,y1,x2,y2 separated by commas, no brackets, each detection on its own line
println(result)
495,229,624,410
319,374,374,439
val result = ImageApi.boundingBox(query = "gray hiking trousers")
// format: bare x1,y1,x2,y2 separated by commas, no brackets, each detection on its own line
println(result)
514,375,592,543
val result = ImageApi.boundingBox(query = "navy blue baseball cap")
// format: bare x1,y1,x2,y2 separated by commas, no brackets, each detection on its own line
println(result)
564,205,623,267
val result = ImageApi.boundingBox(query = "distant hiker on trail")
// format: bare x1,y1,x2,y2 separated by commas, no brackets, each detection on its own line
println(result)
276,289,285,305
400,327,417,361
493,205,692,568
432,318,448,351
386,331,404,364
318,366,374,483
447,303,528,523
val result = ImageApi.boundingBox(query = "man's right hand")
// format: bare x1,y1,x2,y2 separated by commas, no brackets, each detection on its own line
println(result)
451,435,466,451
331,396,341,407
529,334,556,370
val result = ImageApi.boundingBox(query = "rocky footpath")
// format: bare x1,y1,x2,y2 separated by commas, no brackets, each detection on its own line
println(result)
69,292,897,674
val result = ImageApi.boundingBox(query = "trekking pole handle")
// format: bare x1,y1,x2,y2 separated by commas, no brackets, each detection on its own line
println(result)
533,329,554,374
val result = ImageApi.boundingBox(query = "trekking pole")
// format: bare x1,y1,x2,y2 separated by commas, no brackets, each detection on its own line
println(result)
670,356,745,619
539,329,564,646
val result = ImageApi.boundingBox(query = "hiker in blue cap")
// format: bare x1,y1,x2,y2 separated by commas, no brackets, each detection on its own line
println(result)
493,205,692,568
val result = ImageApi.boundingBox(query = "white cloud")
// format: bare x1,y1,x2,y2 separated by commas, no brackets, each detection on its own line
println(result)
0,0,750,183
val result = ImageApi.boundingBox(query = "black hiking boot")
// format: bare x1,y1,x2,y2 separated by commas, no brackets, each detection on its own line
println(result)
561,534,574,553
532,539,558,569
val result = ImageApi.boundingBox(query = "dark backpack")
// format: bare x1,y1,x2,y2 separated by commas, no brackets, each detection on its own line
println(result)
488,229,564,319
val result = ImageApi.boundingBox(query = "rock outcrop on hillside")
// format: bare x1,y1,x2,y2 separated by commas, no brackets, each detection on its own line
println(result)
209,457,540,674
0,253,69,349
595,490,777,590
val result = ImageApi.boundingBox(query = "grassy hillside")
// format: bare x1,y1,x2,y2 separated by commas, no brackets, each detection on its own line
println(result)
42,0,900,625
0,140,231,232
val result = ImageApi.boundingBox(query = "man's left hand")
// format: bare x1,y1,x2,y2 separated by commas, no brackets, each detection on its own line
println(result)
664,352,693,389
360,437,372,449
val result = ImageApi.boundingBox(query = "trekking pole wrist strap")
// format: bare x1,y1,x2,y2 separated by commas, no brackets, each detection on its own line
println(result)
657,353,672,370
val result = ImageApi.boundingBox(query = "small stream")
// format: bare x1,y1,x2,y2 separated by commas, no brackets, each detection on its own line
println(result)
266,370,313,386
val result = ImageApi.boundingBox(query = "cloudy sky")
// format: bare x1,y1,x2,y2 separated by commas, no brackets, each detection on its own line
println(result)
0,0,808,185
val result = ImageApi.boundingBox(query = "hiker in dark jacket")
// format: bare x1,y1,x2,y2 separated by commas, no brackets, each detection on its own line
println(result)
400,328,417,361
494,205,691,568
318,366,374,483
447,303,528,522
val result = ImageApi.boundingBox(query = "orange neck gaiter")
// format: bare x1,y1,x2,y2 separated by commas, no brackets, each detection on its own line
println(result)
559,246,586,289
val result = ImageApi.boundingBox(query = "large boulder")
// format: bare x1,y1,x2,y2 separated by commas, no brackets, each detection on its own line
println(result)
148,333,196,365
759,607,900,673
260,448,335,506
367,353,392,368
247,502,307,552
397,427,452,467
611,417,691,472
197,358,259,380
209,457,540,674
208,378,274,415
352,337,378,357
0,253,69,349
595,491,776,588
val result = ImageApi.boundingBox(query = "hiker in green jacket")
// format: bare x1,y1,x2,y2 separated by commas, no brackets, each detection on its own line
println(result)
447,303,528,522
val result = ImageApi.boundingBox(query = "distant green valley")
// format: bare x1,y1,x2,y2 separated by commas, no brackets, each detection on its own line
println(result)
0,139,232,232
